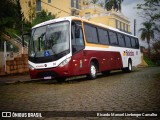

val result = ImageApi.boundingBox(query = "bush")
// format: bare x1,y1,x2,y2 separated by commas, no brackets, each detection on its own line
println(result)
143,55,155,66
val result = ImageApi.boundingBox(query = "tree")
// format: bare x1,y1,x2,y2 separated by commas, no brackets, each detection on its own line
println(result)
0,0,17,34
139,21,155,58
137,0,160,59
90,0,98,4
0,0,26,37
137,0,160,23
105,0,123,12
32,10,56,27
99,2,104,8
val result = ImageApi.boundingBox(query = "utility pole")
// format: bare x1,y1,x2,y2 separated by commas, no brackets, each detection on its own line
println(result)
134,19,136,36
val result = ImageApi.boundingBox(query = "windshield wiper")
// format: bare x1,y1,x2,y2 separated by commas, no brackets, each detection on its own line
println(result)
38,32,46,51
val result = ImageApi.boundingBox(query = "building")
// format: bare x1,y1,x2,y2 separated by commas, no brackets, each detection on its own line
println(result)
79,2,131,33
20,0,131,33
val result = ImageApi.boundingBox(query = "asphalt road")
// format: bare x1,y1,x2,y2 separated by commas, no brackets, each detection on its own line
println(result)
0,67,160,120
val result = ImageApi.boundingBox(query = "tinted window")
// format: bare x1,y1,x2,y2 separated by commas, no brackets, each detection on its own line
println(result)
84,24,98,43
117,33,125,47
135,38,139,49
108,31,118,45
131,37,136,48
97,28,109,45
125,36,131,47
71,21,84,54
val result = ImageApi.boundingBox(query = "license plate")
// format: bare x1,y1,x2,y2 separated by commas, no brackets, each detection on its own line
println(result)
44,76,52,79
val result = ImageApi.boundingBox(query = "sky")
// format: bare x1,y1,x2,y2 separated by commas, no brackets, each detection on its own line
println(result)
99,0,148,47
121,0,148,47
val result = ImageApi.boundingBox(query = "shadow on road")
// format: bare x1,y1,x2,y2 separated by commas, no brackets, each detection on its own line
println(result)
22,69,140,85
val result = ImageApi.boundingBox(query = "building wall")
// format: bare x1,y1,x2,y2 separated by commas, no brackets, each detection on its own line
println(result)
20,0,36,22
41,0,71,18
80,4,131,33
20,0,131,33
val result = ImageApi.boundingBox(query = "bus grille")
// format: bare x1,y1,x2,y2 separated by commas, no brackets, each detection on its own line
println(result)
37,71,57,78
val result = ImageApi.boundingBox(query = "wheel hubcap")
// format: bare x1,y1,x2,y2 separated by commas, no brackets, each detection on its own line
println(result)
91,65,96,77
129,63,132,71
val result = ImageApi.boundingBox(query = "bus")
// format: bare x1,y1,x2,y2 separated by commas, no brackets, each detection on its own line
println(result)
28,16,141,82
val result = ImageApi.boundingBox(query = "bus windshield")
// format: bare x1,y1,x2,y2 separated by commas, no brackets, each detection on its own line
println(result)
29,21,70,58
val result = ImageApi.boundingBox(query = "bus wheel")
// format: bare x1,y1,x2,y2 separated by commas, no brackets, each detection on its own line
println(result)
88,62,97,80
56,77,66,83
127,60,132,72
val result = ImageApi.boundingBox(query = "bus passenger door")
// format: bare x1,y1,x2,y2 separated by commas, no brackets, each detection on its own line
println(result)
71,21,86,75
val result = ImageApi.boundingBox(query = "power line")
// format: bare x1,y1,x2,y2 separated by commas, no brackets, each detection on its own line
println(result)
41,1,71,15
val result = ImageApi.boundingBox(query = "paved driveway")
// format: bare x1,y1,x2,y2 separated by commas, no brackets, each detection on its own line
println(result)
0,67,160,119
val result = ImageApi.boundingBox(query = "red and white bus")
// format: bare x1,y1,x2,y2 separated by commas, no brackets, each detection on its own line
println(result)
28,17,141,81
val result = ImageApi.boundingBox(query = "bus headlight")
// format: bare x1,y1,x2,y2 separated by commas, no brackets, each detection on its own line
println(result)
59,57,71,67
29,64,35,70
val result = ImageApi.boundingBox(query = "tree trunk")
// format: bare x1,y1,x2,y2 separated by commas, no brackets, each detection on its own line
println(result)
148,40,151,58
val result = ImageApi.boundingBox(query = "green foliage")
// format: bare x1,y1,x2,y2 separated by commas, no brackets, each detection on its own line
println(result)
137,0,160,22
32,10,56,27
0,0,25,37
139,21,155,43
91,0,98,4
139,21,156,58
0,0,16,33
105,0,123,11
143,55,155,66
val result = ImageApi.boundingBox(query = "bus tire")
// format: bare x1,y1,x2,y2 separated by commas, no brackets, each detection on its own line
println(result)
126,60,132,72
88,62,97,80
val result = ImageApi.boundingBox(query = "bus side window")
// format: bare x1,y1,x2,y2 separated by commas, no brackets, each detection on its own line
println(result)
131,37,136,48
71,22,84,54
117,33,125,47
108,31,118,45
135,38,139,49
84,24,98,43
125,35,131,48
97,28,109,45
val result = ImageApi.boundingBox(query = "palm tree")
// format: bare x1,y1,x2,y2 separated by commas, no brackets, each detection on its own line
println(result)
99,2,104,8
105,0,123,12
90,0,98,4
139,21,155,58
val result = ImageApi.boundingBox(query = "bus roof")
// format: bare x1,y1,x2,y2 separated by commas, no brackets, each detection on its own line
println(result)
32,16,138,38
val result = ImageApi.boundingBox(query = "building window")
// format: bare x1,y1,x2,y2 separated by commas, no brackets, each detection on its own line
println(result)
28,1,31,7
116,20,118,29
71,0,74,7
36,0,41,12
85,12,90,19
120,22,122,30
123,23,125,31
48,0,51,3
76,0,79,9
126,24,128,32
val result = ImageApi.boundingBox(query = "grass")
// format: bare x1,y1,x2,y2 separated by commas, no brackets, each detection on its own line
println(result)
143,55,155,66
